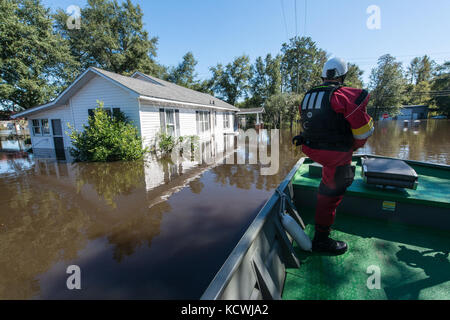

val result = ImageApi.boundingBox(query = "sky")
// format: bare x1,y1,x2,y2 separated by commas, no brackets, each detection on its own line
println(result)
43,0,450,86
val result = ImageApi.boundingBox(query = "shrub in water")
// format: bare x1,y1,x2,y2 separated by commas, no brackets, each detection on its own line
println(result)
68,101,147,162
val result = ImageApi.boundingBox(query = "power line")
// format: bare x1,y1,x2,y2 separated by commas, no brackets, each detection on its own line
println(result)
294,0,297,37
304,0,307,36
280,0,289,41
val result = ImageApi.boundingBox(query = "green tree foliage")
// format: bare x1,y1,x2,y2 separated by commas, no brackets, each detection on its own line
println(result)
166,52,199,88
431,61,450,117
345,63,364,88
191,79,214,95
210,55,252,105
280,36,327,94
0,0,79,111
368,54,406,119
246,54,282,108
68,101,147,162
54,0,162,76
403,81,432,106
264,92,302,129
407,55,434,85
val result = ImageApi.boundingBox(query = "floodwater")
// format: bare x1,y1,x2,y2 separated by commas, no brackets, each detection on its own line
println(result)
0,119,448,299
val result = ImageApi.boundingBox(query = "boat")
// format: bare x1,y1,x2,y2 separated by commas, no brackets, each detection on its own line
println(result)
201,154,450,300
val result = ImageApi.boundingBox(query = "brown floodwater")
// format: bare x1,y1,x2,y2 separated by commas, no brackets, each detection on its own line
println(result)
0,119,448,299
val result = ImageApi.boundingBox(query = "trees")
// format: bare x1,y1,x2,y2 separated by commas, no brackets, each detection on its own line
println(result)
209,55,253,105
0,0,79,111
280,36,327,94
345,63,364,88
263,92,302,129
431,61,450,117
403,81,432,106
166,52,199,89
406,55,434,85
54,0,162,76
368,54,406,119
246,54,282,108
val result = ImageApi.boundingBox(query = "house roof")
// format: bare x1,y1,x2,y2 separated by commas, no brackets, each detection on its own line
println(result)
12,67,238,118
236,107,264,115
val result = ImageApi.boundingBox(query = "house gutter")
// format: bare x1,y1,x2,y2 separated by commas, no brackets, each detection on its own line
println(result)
138,95,238,112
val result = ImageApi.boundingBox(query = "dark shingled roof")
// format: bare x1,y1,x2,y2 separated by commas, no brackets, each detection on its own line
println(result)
12,67,238,118
93,68,238,110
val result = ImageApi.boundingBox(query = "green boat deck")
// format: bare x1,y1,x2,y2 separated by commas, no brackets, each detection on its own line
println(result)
284,157,450,300
282,210,450,300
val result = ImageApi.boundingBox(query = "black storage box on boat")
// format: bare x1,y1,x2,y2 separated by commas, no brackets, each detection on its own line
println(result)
361,157,419,189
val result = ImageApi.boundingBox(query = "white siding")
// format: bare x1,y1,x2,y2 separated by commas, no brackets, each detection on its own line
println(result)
29,105,73,149
139,104,214,149
178,109,197,136
139,103,161,148
70,75,140,132
28,75,140,158
215,111,236,135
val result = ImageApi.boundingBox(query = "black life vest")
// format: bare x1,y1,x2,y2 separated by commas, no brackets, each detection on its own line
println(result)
300,83,354,152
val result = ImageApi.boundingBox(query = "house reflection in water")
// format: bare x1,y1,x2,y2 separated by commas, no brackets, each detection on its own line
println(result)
0,133,241,299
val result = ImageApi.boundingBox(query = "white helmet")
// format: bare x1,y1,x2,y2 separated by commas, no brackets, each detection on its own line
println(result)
322,57,348,79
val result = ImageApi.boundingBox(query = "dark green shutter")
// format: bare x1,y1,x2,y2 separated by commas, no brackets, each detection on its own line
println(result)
113,108,121,118
175,110,180,136
196,111,200,135
159,108,166,133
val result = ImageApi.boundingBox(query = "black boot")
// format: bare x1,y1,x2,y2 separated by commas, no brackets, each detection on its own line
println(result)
312,226,348,255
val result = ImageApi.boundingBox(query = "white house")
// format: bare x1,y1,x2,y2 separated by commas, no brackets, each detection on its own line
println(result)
12,67,239,160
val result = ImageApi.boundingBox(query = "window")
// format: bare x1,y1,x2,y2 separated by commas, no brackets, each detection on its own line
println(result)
165,109,175,136
223,112,230,129
160,108,180,136
41,119,50,135
32,120,41,135
196,111,210,134
32,119,50,136
88,107,121,119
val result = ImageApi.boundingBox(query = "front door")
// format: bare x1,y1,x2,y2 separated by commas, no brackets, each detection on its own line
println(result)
52,119,66,160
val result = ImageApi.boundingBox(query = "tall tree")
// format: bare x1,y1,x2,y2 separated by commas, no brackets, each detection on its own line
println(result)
280,36,327,94
0,0,79,110
431,61,450,117
368,54,406,119
407,55,434,85
166,52,198,88
210,55,252,105
403,81,432,106
192,79,214,95
54,0,162,76
263,92,301,129
263,93,286,129
247,54,282,108
345,63,364,88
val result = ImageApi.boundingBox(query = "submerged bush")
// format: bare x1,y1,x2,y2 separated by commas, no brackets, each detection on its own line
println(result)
157,132,181,155
156,132,199,157
68,101,147,162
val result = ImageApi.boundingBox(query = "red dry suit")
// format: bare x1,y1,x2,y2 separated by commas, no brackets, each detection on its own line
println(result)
300,83,374,229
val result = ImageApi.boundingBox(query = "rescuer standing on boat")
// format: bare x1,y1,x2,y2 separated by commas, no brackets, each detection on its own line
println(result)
293,57,374,255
